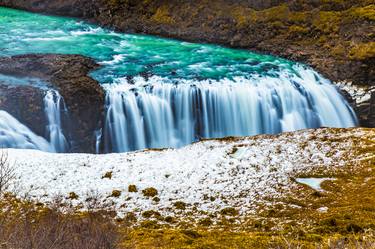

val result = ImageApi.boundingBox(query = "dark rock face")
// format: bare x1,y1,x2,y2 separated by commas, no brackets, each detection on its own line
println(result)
0,83,46,136
358,92,375,128
0,54,105,152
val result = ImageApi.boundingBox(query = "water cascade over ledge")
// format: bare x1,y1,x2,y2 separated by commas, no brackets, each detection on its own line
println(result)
43,90,68,152
0,87,68,152
103,68,357,152
0,110,54,151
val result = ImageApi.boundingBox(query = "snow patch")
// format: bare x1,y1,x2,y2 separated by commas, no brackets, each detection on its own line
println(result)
296,178,335,191
4,128,370,219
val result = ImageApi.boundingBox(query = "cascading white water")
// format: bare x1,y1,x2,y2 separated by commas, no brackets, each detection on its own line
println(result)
0,110,53,151
43,90,68,152
103,66,358,152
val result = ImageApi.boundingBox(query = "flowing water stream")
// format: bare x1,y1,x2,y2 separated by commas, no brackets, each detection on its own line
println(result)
43,90,68,152
0,74,68,152
0,7,358,153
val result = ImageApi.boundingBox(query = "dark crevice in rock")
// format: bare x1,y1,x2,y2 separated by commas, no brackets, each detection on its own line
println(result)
0,54,105,153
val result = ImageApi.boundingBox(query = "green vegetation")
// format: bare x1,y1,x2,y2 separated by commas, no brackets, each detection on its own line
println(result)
173,201,187,210
348,5,375,21
102,171,113,179
151,5,175,24
349,42,375,60
111,190,122,198
142,187,158,197
128,184,138,192
68,191,79,200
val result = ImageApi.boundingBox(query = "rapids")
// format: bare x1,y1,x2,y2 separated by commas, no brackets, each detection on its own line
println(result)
0,7,358,153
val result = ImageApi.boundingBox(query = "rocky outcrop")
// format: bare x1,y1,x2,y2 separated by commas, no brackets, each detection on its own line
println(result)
0,54,105,152
336,82,375,128
0,83,46,136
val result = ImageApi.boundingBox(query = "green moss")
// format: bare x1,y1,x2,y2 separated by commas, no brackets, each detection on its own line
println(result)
199,217,213,226
164,216,174,223
330,44,348,56
257,4,290,22
128,184,137,193
124,212,137,223
68,192,78,200
349,42,375,60
140,220,160,229
313,11,341,33
111,190,121,198
173,201,187,210
231,7,254,27
347,5,375,21
182,230,202,239
142,187,158,197
142,210,161,219
220,207,238,216
288,25,309,34
151,5,175,24
102,171,113,179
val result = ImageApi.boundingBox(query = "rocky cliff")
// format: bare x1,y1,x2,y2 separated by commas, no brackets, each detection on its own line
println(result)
0,54,105,152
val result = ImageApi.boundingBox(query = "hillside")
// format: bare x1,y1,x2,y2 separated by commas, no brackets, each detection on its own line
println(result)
1,127,374,247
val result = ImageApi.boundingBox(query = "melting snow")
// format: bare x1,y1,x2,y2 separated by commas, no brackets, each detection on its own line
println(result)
4,128,371,218
295,178,335,191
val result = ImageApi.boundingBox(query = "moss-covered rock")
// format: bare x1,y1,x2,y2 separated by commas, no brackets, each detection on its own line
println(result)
142,187,158,197
128,184,137,193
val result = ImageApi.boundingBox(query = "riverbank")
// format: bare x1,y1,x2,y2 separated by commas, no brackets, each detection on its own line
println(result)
1,127,374,248
4,127,375,225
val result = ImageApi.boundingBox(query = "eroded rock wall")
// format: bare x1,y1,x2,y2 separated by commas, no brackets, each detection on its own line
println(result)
0,54,105,152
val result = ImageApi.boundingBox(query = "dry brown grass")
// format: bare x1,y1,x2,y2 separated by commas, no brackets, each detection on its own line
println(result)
0,151,16,195
0,194,120,249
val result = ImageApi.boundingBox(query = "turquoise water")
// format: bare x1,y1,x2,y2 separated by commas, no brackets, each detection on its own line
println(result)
0,7,294,82
0,7,357,153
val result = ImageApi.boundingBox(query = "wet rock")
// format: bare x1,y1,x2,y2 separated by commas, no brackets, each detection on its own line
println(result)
0,83,46,136
0,54,105,152
335,81,375,128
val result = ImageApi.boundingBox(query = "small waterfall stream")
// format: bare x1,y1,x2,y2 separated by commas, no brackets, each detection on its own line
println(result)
43,90,68,152
0,110,54,151
0,89,68,152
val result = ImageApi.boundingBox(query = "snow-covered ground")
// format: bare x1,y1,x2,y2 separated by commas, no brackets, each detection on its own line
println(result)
335,81,374,105
4,128,374,220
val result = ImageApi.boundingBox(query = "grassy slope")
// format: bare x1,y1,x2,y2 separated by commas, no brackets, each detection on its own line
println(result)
1,128,374,248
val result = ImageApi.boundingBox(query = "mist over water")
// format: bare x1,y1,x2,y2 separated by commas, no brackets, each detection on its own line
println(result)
0,7,358,153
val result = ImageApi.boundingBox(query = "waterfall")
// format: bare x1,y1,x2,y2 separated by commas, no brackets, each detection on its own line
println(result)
103,66,358,152
43,90,68,152
95,128,103,154
0,110,53,151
